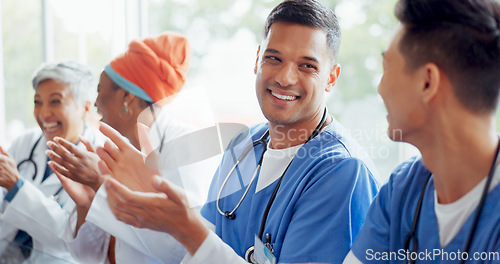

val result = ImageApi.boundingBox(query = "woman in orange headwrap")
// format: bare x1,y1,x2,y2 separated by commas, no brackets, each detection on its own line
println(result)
46,31,192,264
95,31,190,149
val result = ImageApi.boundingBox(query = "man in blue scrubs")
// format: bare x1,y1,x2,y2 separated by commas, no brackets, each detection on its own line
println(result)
344,0,500,263
99,0,380,263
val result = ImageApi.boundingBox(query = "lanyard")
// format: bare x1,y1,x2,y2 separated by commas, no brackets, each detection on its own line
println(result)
404,141,500,264
215,109,329,263
257,108,327,240
217,108,328,221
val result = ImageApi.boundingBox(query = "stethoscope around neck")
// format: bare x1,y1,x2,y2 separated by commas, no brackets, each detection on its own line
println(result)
403,141,500,264
16,135,43,181
215,108,328,263
16,134,64,202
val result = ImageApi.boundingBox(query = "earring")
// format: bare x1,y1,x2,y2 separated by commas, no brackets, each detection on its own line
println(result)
119,101,132,120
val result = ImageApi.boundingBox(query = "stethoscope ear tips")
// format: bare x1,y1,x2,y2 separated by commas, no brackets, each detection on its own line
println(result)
224,211,236,219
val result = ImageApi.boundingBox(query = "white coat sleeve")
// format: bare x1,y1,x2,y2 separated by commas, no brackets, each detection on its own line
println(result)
0,189,6,216
86,185,186,263
343,251,364,264
1,181,71,244
62,208,109,264
181,232,247,264
182,224,328,264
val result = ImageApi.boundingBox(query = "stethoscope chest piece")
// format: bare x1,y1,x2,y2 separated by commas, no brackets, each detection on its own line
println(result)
225,211,236,219
219,108,328,263
245,246,256,263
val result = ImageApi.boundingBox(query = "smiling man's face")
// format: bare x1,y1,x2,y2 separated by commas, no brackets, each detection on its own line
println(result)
255,22,338,130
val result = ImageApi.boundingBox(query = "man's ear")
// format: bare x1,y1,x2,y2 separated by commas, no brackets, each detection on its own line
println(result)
421,63,440,104
254,45,261,75
326,64,341,92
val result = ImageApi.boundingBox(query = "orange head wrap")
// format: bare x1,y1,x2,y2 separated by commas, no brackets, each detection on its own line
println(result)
104,31,191,104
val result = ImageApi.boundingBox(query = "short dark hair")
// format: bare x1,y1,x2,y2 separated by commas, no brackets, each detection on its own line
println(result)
263,0,341,62
395,0,500,113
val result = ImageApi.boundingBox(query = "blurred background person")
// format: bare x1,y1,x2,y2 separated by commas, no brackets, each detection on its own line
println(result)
0,61,103,263
47,31,196,264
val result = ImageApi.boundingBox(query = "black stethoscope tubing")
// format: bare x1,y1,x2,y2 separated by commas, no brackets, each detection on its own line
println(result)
218,108,327,220
16,134,69,201
16,135,42,180
404,141,500,264
256,108,327,241
216,108,328,263
216,130,269,219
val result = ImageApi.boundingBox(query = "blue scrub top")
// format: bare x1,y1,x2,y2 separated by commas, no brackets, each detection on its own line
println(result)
352,156,500,263
201,121,380,263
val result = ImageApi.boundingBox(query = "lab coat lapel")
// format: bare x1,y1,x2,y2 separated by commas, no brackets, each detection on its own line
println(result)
32,136,48,186
33,137,64,197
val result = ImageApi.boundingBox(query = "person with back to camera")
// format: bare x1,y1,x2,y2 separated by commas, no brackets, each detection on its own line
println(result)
0,61,104,263
47,32,198,263
343,0,500,263
95,0,382,263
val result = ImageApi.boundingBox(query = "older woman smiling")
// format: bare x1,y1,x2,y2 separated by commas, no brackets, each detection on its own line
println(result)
0,61,104,263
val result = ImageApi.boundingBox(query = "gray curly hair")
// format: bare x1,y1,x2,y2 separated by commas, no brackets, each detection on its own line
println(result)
32,61,96,106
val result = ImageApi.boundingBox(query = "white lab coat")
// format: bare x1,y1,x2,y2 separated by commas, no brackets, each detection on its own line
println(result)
64,207,168,264
64,102,220,264
0,127,105,263
65,188,188,264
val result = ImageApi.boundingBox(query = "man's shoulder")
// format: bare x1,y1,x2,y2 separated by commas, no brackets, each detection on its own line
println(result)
303,119,379,178
382,156,430,199
390,156,428,183
248,123,269,138
318,119,365,153
221,123,267,149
